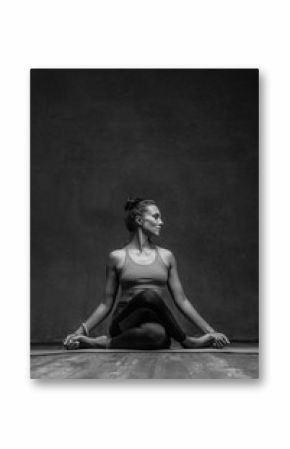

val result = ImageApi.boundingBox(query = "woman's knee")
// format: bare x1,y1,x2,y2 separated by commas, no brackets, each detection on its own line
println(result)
140,323,171,348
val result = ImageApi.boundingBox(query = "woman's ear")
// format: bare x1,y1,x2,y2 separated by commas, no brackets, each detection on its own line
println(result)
135,215,143,226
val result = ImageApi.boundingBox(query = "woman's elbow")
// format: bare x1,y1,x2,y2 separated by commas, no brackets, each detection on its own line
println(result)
173,294,186,309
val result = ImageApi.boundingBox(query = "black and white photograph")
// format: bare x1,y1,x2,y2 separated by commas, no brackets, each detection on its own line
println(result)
30,69,259,379
3,1,290,449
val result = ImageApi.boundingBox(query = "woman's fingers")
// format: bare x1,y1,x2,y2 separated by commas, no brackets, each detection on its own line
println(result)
215,338,226,348
63,336,70,346
63,337,72,347
63,332,84,345
218,333,227,344
63,334,76,345
67,340,80,350
221,335,230,345
63,334,82,349
210,333,230,349
216,333,230,346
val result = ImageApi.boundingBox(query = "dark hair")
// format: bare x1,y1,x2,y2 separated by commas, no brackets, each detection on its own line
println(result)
124,197,156,232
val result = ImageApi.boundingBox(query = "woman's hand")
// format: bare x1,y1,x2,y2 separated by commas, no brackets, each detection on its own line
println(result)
209,332,230,349
63,327,85,350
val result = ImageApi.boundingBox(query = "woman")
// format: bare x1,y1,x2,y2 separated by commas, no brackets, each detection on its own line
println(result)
64,198,230,350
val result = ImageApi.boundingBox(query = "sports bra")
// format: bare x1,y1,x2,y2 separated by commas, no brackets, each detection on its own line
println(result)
118,246,169,302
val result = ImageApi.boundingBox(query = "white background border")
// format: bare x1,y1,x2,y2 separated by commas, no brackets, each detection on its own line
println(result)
1,1,289,448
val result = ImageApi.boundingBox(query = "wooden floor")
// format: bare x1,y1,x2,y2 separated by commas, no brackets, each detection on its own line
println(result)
31,345,259,379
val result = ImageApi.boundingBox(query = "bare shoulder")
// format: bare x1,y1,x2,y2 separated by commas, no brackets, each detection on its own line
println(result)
108,249,126,270
156,246,175,268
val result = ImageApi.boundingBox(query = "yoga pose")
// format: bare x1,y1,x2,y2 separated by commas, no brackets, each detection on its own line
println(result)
64,198,230,350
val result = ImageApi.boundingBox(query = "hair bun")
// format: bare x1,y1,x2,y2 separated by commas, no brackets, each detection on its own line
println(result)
124,197,144,211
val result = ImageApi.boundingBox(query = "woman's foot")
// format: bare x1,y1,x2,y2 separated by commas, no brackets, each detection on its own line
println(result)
181,332,230,349
181,334,215,349
64,335,110,350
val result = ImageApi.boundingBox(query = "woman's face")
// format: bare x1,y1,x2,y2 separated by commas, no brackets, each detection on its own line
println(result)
139,204,164,237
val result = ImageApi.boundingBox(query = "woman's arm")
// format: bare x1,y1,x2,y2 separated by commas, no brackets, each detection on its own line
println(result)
67,251,119,337
167,251,215,333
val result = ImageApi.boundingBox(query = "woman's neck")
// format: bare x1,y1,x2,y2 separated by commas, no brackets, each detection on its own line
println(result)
127,229,154,253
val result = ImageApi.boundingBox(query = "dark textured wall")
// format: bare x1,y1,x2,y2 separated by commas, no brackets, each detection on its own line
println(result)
31,69,258,343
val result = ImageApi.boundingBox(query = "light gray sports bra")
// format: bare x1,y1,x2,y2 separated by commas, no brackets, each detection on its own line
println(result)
118,247,169,302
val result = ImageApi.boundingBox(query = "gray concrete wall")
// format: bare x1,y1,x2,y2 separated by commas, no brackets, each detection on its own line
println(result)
31,69,258,343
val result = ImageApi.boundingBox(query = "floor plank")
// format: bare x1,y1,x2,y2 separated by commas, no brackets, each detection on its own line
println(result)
31,348,259,379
